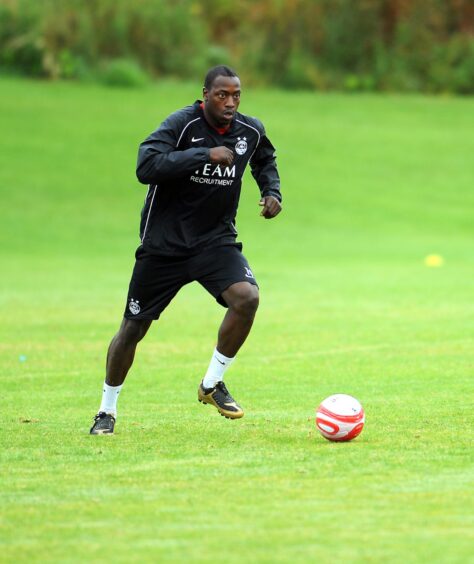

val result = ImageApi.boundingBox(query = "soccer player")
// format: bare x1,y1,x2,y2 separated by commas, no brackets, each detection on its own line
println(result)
90,65,282,435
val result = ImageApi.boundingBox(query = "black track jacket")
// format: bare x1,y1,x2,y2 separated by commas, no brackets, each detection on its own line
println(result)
136,100,281,256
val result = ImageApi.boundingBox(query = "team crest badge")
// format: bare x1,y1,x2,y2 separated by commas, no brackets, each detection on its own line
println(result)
235,137,247,155
129,299,140,315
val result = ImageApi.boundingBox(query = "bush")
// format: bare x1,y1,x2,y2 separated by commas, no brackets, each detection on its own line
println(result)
430,35,474,94
99,58,149,88
0,0,44,76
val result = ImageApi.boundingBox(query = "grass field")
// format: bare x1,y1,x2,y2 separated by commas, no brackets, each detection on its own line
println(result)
1,77,473,563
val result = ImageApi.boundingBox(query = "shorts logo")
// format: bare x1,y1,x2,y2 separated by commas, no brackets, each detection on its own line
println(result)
235,137,247,155
244,267,254,279
129,299,140,315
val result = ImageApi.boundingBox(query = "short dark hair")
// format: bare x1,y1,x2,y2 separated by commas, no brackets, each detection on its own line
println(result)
204,65,239,90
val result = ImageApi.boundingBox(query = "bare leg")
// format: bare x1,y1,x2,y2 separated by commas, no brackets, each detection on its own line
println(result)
105,318,152,386
217,282,259,357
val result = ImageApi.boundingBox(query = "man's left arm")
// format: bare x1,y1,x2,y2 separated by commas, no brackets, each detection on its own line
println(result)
250,128,282,219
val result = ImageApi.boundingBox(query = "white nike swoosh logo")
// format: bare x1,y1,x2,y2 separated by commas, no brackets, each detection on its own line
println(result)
192,137,204,142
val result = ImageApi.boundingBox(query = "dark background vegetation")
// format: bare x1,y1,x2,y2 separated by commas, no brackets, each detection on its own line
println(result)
1,0,473,92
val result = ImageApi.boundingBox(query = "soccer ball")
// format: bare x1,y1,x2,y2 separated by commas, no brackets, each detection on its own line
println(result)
316,394,365,442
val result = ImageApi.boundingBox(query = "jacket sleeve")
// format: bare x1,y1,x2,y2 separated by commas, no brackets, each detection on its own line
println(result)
136,114,210,184
249,123,282,202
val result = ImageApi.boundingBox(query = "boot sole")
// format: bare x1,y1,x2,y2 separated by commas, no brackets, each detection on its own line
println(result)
198,398,244,419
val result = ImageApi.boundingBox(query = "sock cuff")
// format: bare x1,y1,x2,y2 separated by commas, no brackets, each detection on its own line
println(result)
214,347,235,365
103,382,123,392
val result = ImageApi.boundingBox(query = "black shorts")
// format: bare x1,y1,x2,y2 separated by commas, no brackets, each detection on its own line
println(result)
124,244,258,320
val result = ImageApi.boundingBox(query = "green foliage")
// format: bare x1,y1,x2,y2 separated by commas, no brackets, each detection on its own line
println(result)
0,0,44,76
99,58,149,88
0,0,473,93
430,34,474,94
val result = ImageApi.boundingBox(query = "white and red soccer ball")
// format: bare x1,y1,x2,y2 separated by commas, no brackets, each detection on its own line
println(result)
316,394,365,442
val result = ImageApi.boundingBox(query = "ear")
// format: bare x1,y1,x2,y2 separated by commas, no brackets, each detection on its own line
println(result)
203,87,208,101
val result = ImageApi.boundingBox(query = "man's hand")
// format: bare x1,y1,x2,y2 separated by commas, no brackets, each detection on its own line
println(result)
209,146,234,167
259,196,282,219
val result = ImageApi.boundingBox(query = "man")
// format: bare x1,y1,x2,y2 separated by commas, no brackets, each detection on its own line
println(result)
90,65,282,435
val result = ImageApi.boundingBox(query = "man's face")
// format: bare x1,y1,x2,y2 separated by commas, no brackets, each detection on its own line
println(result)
203,76,241,127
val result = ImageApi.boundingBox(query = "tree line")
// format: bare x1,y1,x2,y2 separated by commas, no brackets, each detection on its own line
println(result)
1,0,473,93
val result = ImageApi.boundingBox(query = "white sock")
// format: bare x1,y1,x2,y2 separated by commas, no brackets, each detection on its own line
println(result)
202,347,235,389
99,382,122,416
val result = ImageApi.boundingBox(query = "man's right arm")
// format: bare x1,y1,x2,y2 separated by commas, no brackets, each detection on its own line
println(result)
136,114,209,184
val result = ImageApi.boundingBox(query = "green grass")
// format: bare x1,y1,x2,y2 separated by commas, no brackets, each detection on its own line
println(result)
1,77,473,563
